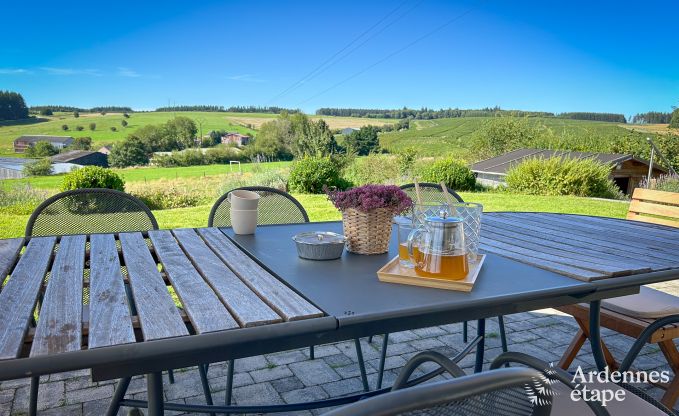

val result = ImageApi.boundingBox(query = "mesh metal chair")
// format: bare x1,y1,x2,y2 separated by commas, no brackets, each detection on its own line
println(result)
208,186,309,227
324,351,551,416
369,183,508,389
25,188,158,237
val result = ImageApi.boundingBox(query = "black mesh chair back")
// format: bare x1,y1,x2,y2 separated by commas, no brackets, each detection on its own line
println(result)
208,186,309,227
323,367,550,416
400,183,464,204
26,188,159,237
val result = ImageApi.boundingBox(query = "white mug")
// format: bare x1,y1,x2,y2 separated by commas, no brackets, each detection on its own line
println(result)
231,209,258,235
228,190,260,210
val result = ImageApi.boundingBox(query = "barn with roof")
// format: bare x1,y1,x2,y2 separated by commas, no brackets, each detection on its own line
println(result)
470,148,667,195
13,135,74,153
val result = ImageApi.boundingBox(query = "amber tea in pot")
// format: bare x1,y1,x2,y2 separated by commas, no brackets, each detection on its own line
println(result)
407,212,469,280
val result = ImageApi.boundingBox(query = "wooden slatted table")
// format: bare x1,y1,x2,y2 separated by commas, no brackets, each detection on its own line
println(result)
1,214,679,415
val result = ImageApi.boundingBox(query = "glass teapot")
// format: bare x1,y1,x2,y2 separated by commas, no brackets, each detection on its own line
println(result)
407,211,469,280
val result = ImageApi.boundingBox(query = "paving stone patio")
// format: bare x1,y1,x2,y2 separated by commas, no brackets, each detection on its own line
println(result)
2,281,679,415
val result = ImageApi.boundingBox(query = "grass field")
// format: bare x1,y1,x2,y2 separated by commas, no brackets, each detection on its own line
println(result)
378,117,647,157
0,111,394,157
0,192,629,239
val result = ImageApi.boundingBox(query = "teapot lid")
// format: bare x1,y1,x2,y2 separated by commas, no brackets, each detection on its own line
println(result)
425,211,463,227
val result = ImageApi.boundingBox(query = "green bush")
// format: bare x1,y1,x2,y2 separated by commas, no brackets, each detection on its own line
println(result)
153,147,246,167
421,157,477,191
25,141,58,157
343,154,399,186
61,166,125,192
396,147,418,177
288,156,349,193
108,137,149,167
22,158,53,176
505,157,622,198
670,109,679,129
646,174,679,193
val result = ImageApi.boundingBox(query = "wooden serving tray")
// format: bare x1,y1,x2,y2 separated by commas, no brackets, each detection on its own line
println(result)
377,254,485,292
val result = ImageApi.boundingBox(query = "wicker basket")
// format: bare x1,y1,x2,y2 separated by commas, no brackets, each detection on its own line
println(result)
342,207,393,255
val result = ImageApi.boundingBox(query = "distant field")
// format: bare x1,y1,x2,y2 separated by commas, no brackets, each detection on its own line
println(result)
621,123,672,135
378,117,648,158
226,114,395,130
0,111,395,157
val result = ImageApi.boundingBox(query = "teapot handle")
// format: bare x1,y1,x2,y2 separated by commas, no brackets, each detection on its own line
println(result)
407,226,425,263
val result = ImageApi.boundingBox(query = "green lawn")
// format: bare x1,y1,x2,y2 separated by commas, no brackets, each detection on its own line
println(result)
0,192,629,239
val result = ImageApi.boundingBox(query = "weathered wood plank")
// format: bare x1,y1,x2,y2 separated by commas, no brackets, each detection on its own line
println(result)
482,217,672,273
560,213,679,239
88,234,136,349
495,212,679,256
480,243,605,281
629,200,679,223
632,188,679,205
119,232,188,341
481,225,654,273
31,235,86,356
199,228,323,321
628,213,679,229
173,229,282,327
481,229,646,275
484,215,677,266
148,230,238,334
0,237,56,360
523,212,679,249
0,238,24,284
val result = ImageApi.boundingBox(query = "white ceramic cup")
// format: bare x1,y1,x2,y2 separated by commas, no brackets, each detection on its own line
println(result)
231,209,258,235
228,190,260,210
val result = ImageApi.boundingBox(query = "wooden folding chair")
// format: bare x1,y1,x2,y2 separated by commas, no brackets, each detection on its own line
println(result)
557,187,679,407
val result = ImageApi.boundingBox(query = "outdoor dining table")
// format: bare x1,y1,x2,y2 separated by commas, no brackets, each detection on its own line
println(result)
1,212,679,415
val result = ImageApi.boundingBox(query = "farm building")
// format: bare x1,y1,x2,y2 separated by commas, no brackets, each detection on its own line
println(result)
341,127,358,135
13,135,74,153
98,145,113,155
221,133,251,146
471,148,667,195
50,150,109,167
0,157,80,180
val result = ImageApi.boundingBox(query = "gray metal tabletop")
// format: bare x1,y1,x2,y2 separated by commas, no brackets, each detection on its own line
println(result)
226,213,679,337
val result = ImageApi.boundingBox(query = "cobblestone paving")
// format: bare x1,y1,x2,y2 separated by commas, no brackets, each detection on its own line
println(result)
2,290,678,415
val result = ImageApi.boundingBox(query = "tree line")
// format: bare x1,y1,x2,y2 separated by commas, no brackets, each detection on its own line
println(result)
631,111,673,124
154,105,300,114
0,91,29,120
30,105,133,113
557,112,627,123
315,106,554,119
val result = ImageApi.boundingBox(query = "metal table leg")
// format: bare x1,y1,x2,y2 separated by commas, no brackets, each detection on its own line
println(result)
198,364,216,416
376,334,389,389
353,338,370,392
589,300,608,371
146,372,164,416
106,377,131,416
29,376,39,416
474,318,486,373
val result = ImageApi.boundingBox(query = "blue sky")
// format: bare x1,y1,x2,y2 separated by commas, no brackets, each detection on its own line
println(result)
1,0,677,116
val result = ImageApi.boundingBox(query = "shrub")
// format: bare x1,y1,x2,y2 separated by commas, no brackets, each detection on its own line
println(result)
61,124,69,131
421,157,477,191
643,174,679,193
343,154,399,186
73,111,79,118
75,125,84,131
121,119,128,127
288,156,349,193
110,126,117,132
39,108,53,116
505,157,622,198
396,147,418,177
671,109,679,129
123,112,130,118
89,122,96,131
25,141,58,157
108,137,149,167
61,166,125,192
71,136,92,150
23,158,53,176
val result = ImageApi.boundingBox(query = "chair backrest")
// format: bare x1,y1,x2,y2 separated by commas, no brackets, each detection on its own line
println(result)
208,186,310,227
323,367,550,416
399,183,464,204
627,188,679,228
26,188,159,237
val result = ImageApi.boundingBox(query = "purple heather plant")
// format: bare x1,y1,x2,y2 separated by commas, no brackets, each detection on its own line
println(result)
326,184,413,215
